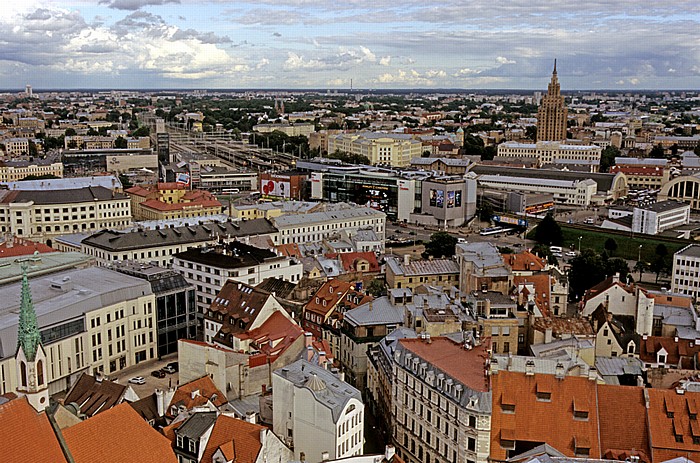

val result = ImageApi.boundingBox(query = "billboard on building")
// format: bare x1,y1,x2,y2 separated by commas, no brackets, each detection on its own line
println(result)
455,191,462,207
262,178,291,198
430,189,445,208
447,191,455,208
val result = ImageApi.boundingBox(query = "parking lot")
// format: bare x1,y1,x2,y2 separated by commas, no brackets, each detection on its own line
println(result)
110,354,180,397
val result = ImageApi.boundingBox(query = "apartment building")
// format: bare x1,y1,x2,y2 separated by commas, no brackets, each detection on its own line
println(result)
0,186,131,243
392,336,492,463
672,245,700,301
274,207,385,247
125,182,222,221
497,141,601,169
328,132,423,167
385,255,460,291
81,218,278,267
172,241,303,313
2,138,30,156
0,267,156,397
272,359,364,461
0,160,63,182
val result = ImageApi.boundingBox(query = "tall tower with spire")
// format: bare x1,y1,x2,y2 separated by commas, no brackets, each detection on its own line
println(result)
15,265,49,412
536,60,568,142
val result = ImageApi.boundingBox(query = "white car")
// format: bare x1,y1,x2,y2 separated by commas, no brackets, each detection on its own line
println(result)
128,376,146,385
566,251,577,257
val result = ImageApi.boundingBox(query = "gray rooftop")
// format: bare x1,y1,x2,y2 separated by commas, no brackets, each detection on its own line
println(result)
0,266,153,359
1,175,122,191
82,218,277,252
1,186,127,205
344,296,405,327
0,251,94,285
470,165,619,192
676,244,700,258
386,256,459,277
274,359,361,422
272,207,385,228
638,200,689,213
176,411,217,440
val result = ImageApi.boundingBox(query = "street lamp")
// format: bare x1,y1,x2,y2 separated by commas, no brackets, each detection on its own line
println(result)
578,236,582,253
638,244,643,263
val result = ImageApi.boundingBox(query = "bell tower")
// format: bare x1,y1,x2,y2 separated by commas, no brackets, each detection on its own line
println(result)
15,265,49,412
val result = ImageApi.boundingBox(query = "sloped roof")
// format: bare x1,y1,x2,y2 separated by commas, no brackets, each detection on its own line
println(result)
305,279,352,316
640,336,700,368
201,415,265,463
168,376,227,417
0,237,54,258
338,251,381,273
0,397,68,463
646,389,700,459
503,251,547,272
64,373,126,417
208,281,273,337
597,384,650,462
62,403,176,463
236,310,303,364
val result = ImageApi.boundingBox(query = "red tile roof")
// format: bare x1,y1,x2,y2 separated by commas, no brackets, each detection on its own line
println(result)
399,337,491,392
208,281,272,337
62,403,176,463
639,336,700,368
513,274,552,316
200,415,265,463
276,243,302,258
0,397,68,463
597,384,650,463
646,389,700,462
0,237,54,257
338,251,381,273
235,310,303,365
503,251,547,272
490,371,601,462
305,279,353,317
167,376,228,418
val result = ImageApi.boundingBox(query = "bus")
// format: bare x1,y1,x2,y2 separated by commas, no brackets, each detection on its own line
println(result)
479,226,506,236
221,188,240,194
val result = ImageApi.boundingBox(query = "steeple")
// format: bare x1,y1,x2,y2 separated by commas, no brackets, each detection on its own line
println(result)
553,59,557,75
17,265,41,362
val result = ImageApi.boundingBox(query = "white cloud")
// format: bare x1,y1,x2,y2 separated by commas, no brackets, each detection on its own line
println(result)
379,55,391,66
496,56,516,64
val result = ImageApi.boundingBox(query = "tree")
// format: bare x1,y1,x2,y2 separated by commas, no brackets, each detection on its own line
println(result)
114,136,128,149
131,126,150,138
604,238,618,256
366,279,386,297
649,144,665,159
423,232,458,259
655,243,669,259
64,128,77,137
478,202,494,223
532,243,557,265
533,213,563,246
634,260,648,282
498,246,515,254
28,140,38,157
600,146,620,173
525,126,537,141
568,249,606,300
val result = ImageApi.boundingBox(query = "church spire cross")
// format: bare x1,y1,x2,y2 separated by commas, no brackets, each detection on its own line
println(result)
17,264,41,362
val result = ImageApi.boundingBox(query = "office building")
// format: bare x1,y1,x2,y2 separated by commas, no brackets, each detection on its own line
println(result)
327,133,423,167
537,61,568,142
672,245,700,301
273,207,385,247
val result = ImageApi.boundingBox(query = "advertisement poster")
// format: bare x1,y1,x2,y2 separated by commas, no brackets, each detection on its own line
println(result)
447,191,455,208
429,189,437,207
435,189,444,208
455,191,462,207
262,179,290,198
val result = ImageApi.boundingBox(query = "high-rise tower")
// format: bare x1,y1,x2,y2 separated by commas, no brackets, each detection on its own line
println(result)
15,265,49,412
536,60,568,142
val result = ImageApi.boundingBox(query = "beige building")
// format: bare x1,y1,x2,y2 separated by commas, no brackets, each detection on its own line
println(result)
125,182,222,221
0,160,63,182
3,138,30,156
0,186,131,243
391,337,492,463
328,132,423,167
0,267,157,397
385,255,460,291
537,61,568,142
253,123,315,137
496,141,601,168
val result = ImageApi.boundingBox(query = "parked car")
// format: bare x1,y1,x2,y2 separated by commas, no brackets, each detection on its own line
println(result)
128,376,146,385
167,362,179,372
566,251,577,257
151,370,166,378
162,365,176,374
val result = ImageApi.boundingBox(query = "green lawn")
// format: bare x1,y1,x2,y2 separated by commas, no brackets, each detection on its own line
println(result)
558,226,687,262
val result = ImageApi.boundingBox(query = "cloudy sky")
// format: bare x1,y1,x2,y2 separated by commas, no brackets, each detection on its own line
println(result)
1,0,700,90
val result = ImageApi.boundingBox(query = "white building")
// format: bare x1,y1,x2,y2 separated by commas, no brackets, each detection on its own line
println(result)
672,244,700,301
328,132,423,167
603,201,691,235
81,218,279,268
273,359,364,462
477,174,597,206
392,336,492,463
273,207,385,247
172,241,302,313
0,187,131,242
0,267,157,397
497,141,602,169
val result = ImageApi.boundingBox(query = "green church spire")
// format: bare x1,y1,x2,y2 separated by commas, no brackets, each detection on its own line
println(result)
17,265,41,362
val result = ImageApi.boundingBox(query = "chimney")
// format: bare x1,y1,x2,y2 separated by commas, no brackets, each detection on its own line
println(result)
555,362,565,379
318,351,327,366
385,445,396,461
404,254,410,266
525,360,535,376
321,451,330,462
191,389,200,399
304,332,313,348
489,358,499,375
260,429,266,446
675,336,679,343
612,272,620,283
306,346,314,362
588,366,598,381
544,328,553,344
246,411,256,424
155,389,165,417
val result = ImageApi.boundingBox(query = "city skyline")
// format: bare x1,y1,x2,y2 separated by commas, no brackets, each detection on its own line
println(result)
1,1,700,90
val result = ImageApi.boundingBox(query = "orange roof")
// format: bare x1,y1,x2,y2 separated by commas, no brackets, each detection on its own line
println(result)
167,376,227,417
0,397,68,463
305,279,353,316
513,274,552,316
235,310,303,363
399,337,490,392
338,252,381,273
276,243,301,258
490,371,601,462
140,197,221,212
640,336,700,368
597,384,650,463
200,415,264,463
62,403,176,463
0,237,54,257
646,389,700,461
503,251,547,272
